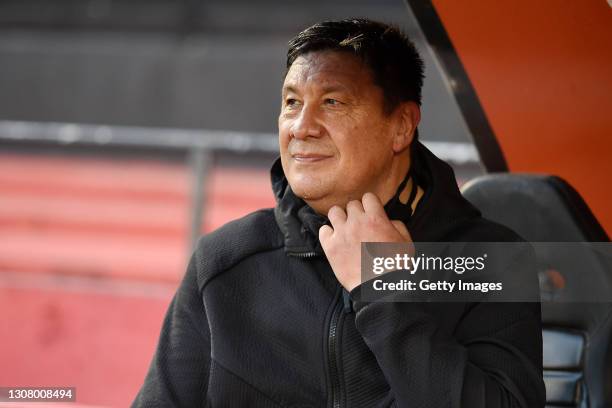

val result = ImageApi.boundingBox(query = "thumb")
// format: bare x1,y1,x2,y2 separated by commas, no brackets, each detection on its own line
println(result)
391,220,412,242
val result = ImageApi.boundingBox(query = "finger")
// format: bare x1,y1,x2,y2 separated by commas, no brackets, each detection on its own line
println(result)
391,220,412,242
362,192,386,217
346,199,364,218
327,205,346,228
319,225,334,244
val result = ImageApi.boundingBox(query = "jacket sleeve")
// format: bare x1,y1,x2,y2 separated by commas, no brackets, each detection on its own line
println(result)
132,253,211,408
351,300,545,407
350,245,546,408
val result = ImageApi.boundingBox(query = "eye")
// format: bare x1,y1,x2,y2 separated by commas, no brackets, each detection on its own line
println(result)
285,98,298,107
324,98,341,106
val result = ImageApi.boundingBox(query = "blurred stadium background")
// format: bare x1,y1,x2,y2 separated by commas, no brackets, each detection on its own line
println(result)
0,1,484,406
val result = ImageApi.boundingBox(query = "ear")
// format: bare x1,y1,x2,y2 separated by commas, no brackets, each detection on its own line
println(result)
392,102,421,153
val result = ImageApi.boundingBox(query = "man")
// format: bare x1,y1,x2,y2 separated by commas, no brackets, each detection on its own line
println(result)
133,19,545,407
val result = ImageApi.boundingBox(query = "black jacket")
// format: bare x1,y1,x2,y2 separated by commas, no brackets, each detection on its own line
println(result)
133,142,545,407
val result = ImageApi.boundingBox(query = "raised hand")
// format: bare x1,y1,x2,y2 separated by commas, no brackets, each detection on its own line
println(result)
319,192,413,291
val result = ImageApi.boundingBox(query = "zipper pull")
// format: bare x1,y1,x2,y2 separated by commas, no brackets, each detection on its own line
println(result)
342,288,353,314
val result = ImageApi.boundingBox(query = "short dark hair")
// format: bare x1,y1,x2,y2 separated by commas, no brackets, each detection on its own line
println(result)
286,18,425,114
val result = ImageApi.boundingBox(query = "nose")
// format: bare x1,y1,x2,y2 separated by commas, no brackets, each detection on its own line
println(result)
290,104,322,140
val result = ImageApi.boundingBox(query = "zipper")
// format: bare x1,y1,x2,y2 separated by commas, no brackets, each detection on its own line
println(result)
288,251,319,258
327,291,344,408
288,250,345,406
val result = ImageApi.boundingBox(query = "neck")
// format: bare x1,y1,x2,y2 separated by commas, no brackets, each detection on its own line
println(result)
305,150,413,215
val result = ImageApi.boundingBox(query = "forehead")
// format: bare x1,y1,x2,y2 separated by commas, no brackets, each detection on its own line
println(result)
283,50,375,93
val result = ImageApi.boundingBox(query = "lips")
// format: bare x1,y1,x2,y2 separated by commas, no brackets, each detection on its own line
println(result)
291,153,332,163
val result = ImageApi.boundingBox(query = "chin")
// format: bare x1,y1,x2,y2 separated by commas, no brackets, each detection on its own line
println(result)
290,184,325,201
287,175,329,201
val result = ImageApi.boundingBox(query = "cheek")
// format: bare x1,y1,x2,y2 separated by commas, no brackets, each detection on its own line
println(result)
278,119,292,149
340,122,389,156
338,127,391,174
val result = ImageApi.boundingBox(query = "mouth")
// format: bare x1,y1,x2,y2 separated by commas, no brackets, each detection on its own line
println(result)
291,153,332,163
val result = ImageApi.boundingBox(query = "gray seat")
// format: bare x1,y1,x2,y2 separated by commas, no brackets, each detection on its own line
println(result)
462,174,611,408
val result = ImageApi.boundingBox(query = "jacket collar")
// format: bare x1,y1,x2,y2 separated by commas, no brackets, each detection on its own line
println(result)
271,141,481,255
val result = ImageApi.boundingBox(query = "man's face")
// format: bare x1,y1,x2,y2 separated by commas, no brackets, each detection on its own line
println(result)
279,50,401,212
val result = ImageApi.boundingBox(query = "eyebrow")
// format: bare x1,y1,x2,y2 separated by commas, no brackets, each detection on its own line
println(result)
282,83,354,96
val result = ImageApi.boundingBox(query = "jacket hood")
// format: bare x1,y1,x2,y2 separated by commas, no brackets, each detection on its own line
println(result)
271,141,481,255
